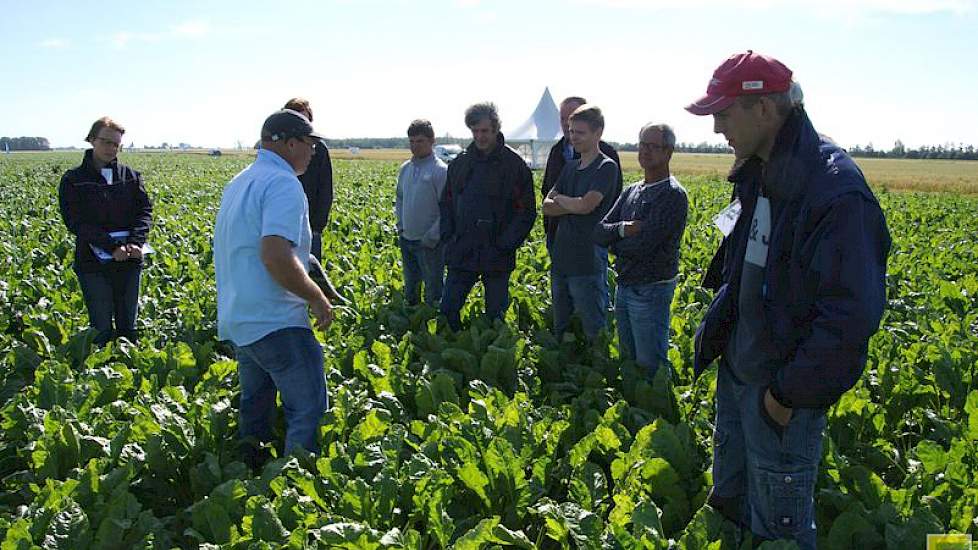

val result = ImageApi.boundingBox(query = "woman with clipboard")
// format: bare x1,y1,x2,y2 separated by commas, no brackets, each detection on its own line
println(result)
58,117,153,346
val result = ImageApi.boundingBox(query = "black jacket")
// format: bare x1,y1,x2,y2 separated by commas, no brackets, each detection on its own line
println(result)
299,140,333,232
58,149,153,273
439,133,536,272
541,137,623,244
694,108,891,409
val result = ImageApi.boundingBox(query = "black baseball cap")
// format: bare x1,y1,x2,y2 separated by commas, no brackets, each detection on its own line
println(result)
260,109,326,142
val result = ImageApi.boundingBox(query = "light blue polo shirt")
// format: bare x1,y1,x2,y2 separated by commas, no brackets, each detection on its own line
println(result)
214,149,312,346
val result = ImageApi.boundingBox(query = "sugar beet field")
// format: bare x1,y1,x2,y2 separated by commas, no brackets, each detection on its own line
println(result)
0,152,976,549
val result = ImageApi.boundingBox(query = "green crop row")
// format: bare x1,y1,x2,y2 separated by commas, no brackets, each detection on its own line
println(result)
0,153,975,549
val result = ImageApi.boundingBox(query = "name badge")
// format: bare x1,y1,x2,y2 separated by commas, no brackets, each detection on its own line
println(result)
745,196,771,268
713,199,741,237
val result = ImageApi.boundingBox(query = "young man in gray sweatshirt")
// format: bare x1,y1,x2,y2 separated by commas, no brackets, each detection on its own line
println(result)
395,119,448,307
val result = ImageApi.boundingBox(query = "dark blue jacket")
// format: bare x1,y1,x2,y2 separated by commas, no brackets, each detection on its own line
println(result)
58,149,153,273
298,139,333,232
439,133,536,272
694,108,891,409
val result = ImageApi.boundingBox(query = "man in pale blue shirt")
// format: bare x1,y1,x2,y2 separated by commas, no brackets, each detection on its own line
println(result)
396,119,448,307
214,109,333,464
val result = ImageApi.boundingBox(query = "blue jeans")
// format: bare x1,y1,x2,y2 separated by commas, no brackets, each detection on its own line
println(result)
440,269,511,331
234,327,327,454
399,236,445,307
615,278,676,379
711,365,826,549
75,265,142,345
552,271,606,339
596,246,610,313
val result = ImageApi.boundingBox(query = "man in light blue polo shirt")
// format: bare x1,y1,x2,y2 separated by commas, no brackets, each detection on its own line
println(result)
214,109,333,463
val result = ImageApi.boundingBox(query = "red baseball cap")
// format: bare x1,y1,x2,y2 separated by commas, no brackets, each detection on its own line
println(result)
686,51,793,116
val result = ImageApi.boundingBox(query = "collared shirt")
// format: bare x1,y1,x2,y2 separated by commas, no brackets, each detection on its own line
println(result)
562,139,575,161
214,149,312,346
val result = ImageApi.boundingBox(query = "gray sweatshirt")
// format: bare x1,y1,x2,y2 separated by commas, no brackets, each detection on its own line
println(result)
395,154,448,247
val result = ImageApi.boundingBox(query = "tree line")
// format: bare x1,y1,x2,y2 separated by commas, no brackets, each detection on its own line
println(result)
845,141,978,160
5,135,976,160
323,137,978,161
0,137,51,151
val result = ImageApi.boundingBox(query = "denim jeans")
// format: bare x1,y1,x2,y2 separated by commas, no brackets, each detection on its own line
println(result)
596,246,611,313
399,236,445,307
615,278,676,379
75,265,142,346
552,271,607,339
711,364,826,550
234,327,327,454
310,231,323,262
440,269,511,331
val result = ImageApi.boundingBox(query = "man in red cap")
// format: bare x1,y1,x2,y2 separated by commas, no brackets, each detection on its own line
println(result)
688,51,891,548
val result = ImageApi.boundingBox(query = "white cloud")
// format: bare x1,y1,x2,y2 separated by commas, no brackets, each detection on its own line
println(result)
576,0,976,15
39,38,68,48
844,0,975,14
106,20,210,49
172,20,209,37
111,32,133,48
107,31,165,48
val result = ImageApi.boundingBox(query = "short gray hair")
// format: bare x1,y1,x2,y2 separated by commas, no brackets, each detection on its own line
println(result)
639,123,676,149
788,81,804,108
737,80,804,116
464,102,500,130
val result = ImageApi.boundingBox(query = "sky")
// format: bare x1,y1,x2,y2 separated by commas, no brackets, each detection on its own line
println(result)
2,0,976,150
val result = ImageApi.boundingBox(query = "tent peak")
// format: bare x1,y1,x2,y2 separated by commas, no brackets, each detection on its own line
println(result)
507,87,561,142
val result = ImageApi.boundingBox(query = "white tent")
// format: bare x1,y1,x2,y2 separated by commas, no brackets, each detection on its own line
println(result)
506,87,561,169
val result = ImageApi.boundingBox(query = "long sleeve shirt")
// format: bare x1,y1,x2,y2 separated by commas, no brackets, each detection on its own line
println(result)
593,176,688,285
395,154,447,247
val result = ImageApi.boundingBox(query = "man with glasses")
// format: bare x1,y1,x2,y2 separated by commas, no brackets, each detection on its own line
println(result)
594,123,688,378
214,109,333,465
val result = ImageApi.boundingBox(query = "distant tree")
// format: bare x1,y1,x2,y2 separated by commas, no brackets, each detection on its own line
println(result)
0,136,50,151
847,141,977,160
890,140,905,157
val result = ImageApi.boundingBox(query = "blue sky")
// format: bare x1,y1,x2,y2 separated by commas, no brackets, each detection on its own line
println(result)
2,0,976,149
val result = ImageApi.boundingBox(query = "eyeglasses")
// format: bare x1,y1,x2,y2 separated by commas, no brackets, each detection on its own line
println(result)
95,137,122,147
639,142,669,151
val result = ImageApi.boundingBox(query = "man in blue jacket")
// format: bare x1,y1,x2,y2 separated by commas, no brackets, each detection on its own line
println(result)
439,102,536,330
687,51,891,549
